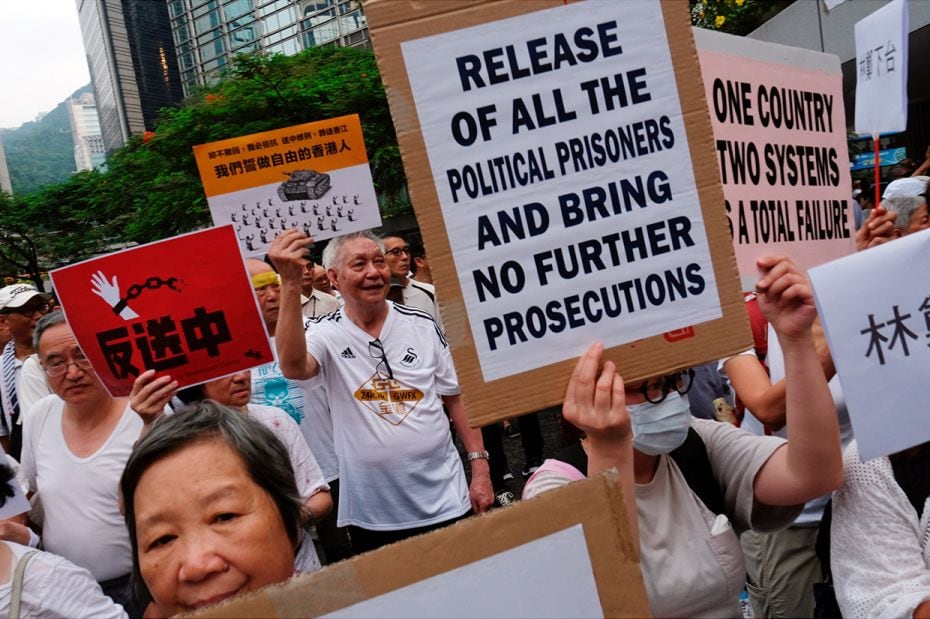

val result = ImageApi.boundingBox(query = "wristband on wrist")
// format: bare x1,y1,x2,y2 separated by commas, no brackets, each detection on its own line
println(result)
27,529,40,548
466,450,489,462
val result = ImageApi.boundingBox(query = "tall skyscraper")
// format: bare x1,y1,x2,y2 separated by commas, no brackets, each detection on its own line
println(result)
75,0,185,154
68,93,107,171
169,0,370,96
0,137,12,195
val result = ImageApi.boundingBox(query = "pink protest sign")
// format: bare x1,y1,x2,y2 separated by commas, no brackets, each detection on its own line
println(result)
695,30,856,286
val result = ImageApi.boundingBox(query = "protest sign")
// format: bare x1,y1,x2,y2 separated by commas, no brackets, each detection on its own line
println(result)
366,0,749,425
50,225,273,398
193,115,381,257
808,228,930,460
854,0,908,134
192,471,649,618
0,443,29,520
695,29,855,289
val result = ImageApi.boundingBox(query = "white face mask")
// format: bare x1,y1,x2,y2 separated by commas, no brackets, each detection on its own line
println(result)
627,391,692,456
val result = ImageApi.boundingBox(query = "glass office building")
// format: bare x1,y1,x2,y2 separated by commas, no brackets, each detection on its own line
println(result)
75,0,184,153
168,0,370,96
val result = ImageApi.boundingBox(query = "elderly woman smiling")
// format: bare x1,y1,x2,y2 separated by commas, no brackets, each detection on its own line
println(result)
120,401,303,616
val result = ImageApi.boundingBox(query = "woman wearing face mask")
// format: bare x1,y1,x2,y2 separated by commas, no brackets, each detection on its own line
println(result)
523,255,843,617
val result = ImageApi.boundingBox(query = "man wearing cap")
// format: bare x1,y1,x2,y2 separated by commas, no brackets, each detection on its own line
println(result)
0,284,52,458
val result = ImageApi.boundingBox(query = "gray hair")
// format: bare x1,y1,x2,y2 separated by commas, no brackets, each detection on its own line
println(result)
321,231,384,270
33,310,67,353
120,401,303,603
881,195,927,229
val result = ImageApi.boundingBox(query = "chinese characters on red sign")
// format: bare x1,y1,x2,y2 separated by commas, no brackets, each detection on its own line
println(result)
51,225,272,397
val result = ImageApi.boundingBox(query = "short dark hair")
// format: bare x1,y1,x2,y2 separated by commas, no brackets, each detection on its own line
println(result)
120,401,303,602
409,242,426,274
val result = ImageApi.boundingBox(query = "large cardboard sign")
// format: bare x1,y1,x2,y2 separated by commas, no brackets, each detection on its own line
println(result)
193,115,381,257
695,29,856,289
50,226,273,397
366,0,749,425
192,471,649,618
854,0,908,134
809,229,930,461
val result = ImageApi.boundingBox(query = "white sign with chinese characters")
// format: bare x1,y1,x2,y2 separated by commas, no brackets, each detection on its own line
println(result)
809,228,930,460
854,0,908,134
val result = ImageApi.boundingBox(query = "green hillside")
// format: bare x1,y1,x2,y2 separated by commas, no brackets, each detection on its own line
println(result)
1,83,92,194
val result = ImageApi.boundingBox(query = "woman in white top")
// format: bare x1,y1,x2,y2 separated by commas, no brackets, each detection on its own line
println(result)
0,461,126,619
523,256,844,617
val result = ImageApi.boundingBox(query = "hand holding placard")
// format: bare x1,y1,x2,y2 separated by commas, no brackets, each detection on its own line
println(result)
268,229,313,284
754,255,817,341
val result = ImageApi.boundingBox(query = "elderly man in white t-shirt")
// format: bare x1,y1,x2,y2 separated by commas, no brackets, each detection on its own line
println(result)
11,312,143,615
271,229,493,553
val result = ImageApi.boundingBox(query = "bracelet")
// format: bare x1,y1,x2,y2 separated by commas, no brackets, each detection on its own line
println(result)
466,450,489,462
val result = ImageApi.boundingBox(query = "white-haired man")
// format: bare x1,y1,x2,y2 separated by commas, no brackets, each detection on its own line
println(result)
270,229,492,553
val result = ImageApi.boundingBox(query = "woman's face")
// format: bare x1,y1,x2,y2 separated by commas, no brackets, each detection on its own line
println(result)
134,438,295,615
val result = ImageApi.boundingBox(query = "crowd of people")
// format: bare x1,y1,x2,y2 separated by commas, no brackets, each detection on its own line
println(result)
0,171,926,618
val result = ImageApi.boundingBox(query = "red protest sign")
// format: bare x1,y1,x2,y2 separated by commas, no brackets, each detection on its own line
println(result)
50,225,272,397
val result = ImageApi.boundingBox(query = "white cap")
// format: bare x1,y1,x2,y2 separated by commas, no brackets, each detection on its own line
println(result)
883,176,929,199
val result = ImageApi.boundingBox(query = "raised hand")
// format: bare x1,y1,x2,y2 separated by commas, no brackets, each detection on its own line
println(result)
563,342,630,446
754,255,817,341
268,230,313,285
130,369,177,429
855,206,896,251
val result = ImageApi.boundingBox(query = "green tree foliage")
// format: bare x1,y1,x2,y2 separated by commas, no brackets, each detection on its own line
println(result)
689,0,792,35
0,45,404,278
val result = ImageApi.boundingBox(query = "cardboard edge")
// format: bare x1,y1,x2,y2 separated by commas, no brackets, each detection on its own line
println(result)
189,471,651,618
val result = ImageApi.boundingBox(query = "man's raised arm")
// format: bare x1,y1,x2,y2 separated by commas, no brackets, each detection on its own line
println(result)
269,230,320,380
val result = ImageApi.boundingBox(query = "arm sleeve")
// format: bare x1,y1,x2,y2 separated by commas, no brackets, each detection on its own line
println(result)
34,551,129,619
433,340,460,397
18,357,49,419
275,409,329,499
832,442,930,619
692,419,801,533
522,460,586,500
303,322,328,391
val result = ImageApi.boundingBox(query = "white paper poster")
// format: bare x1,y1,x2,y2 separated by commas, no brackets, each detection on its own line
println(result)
324,525,603,618
401,1,722,382
854,0,908,134
809,228,930,460
0,443,29,520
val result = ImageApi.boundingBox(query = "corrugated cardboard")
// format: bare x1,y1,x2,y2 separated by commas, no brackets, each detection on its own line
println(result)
365,0,751,426
189,471,649,618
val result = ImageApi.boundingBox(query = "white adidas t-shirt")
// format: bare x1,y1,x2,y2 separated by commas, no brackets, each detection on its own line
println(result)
20,396,142,582
304,302,469,530
251,337,339,481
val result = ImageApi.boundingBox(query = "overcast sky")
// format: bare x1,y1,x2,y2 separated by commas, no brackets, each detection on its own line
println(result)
0,0,90,130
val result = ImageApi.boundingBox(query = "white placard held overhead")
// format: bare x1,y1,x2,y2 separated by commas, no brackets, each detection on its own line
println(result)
808,228,930,460
401,1,723,383
854,0,908,134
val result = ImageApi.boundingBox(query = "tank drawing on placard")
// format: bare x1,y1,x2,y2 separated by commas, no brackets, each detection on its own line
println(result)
277,170,331,201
